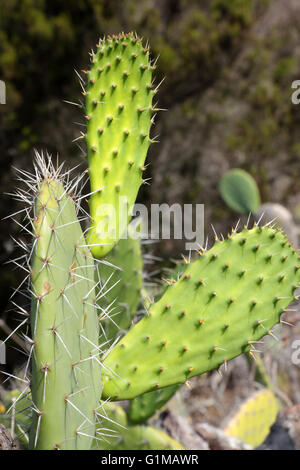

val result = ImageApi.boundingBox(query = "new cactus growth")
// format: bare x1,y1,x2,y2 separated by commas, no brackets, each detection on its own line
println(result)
102,226,300,400
85,32,155,258
28,157,101,450
97,233,143,344
224,389,278,447
220,169,261,214
95,402,184,450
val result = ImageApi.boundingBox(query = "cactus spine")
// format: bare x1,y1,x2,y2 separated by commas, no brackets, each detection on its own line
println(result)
95,402,184,450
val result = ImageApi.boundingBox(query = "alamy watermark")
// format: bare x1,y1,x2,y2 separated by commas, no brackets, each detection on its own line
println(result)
291,339,300,365
291,80,300,104
0,341,6,364
0,80,5,104
95,199,204,251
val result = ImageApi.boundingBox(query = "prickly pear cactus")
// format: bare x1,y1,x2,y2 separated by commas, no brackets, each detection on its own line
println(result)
224,389,278,447
128,384,181,424
102,225,300,400
85,32,156,258
29,158,101,449
97,233,143,344
220,169,261,214
126,260,187,423
95,402,184,450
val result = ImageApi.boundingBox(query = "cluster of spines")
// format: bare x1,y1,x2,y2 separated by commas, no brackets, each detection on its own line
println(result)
85,34,158,153
94,402,184,450
30,162,102,450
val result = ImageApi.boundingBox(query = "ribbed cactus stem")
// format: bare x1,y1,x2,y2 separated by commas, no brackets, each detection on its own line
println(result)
29,162,101,449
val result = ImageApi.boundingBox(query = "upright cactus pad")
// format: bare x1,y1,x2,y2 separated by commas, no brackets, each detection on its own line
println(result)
220,169,261,214
97,234,143,344
85,32,155,258
224,389,278,447
102,226,300,400
29,160,101,449
95,403,184,450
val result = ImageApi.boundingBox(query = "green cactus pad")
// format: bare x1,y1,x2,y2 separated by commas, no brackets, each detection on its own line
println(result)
97,234,143,344
95,402,184,450
126,261,185,423
128,384,181,424
102,226,300,400
85,32,155,258
29,177,101,449
224,389,278,447
220,169,261,214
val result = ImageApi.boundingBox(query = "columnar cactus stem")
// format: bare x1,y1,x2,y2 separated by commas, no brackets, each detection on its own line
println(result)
29,157,101,450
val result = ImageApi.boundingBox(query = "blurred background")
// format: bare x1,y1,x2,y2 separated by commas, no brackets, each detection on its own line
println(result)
1,0,300,449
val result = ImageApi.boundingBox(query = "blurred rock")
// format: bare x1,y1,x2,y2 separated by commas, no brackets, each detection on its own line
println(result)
255,203,298,247
153,410,209,450
260,404,300,450
0,424,18,450
195,423,252,450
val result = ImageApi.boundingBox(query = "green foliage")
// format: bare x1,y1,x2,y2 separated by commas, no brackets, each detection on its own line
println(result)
95,402,184,450
102,226,299,400
224,389,278,447
212,0,253,26
220,169,261,214
86,33,154,257
29,163,101,450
